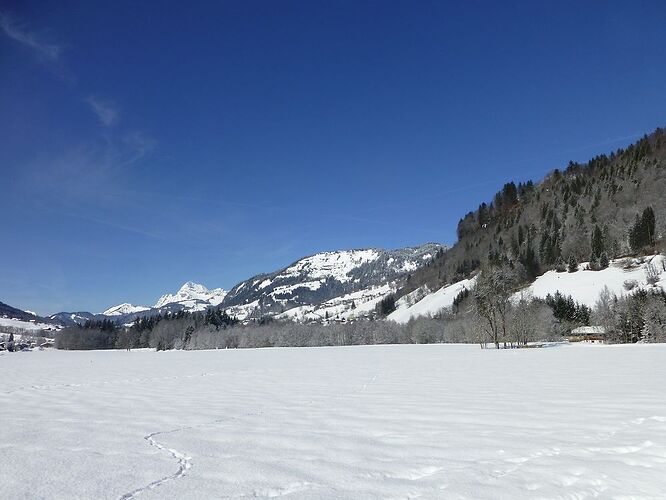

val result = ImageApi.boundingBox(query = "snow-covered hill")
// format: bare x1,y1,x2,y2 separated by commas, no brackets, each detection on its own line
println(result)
388,255,666,323
154,282,227,310
389,277,476,324
49,312,97,327
520,254,666,307
0,316,59,333
221,244,444,320
0,301,62,333
102,303,151,316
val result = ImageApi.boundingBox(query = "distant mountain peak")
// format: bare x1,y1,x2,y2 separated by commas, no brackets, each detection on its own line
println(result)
48,243,444,326
102,303,150,316
154,282,227,309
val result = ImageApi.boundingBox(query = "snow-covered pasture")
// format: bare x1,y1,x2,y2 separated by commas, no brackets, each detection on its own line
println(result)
0,316,59,333
389,255,666,323
2,344,666,499
524,254,666,308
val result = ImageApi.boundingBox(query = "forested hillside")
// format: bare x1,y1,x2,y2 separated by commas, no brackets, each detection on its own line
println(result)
399,128,666,299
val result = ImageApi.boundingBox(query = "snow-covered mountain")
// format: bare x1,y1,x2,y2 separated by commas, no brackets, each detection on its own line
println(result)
154,282,227,310
49,311,97,327
221,244,444,320
42,282,227,327
0,301,62,332
43,244,444,326
102,303,151,316
389,277,477,324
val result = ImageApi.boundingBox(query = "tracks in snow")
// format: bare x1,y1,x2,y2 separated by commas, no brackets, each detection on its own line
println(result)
116,374,380,499
117,412,263,500
119,426,193,500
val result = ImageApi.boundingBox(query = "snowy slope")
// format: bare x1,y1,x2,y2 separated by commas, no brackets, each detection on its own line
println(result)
0,317,60,333
520,255,666,307
221,244,443,321
389,277,476,323
278,249,381,283
49,312,97,326
0,301,63,331
2,344,666,498
389,255,666,323
275,284,394,322
101,303,151,316
154,282,227,309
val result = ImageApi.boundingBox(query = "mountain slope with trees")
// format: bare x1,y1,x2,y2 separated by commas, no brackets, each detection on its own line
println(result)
398,128,666,301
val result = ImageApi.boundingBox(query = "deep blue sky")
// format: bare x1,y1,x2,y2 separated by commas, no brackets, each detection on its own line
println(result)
1,1,665,314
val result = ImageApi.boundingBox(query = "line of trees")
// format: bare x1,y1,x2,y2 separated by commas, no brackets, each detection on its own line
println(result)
55,275,666,352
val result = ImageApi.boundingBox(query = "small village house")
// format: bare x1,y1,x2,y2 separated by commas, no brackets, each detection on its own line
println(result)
568,326,606,344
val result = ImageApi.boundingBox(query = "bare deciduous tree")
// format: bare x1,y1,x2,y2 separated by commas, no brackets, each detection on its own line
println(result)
474,266,519,348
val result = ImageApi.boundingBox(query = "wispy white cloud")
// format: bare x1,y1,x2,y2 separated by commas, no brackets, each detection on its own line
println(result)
121,131,156,163
0,11,63,61
15,131,162,240
2,10,167,242
86,96,120,127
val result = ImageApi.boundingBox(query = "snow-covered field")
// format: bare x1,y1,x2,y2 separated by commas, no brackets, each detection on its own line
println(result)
2,344,666,499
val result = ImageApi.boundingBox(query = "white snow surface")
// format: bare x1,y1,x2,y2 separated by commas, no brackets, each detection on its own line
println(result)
389,277,477,324
154,282,227,309
2,344,666,499
0,317,59,332
389,255,666,324
279,249,380,283
276,284,394,322
102,303,151,316
521,255,666,307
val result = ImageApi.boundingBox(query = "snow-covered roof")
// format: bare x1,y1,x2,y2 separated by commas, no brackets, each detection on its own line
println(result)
571,326,605,335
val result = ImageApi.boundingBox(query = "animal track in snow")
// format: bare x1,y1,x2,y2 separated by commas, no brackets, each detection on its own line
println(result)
118,427,193,500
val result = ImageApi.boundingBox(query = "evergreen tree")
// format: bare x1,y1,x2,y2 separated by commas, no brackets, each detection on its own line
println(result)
591,225,604,256
599,252,610,269
519,243,540,279
643,206,656,246
589,253,600,271
555,255,567,272
377,295,396,316
629,206,657,252
478,203,489,227
182,325,194,348
567,254,578,273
